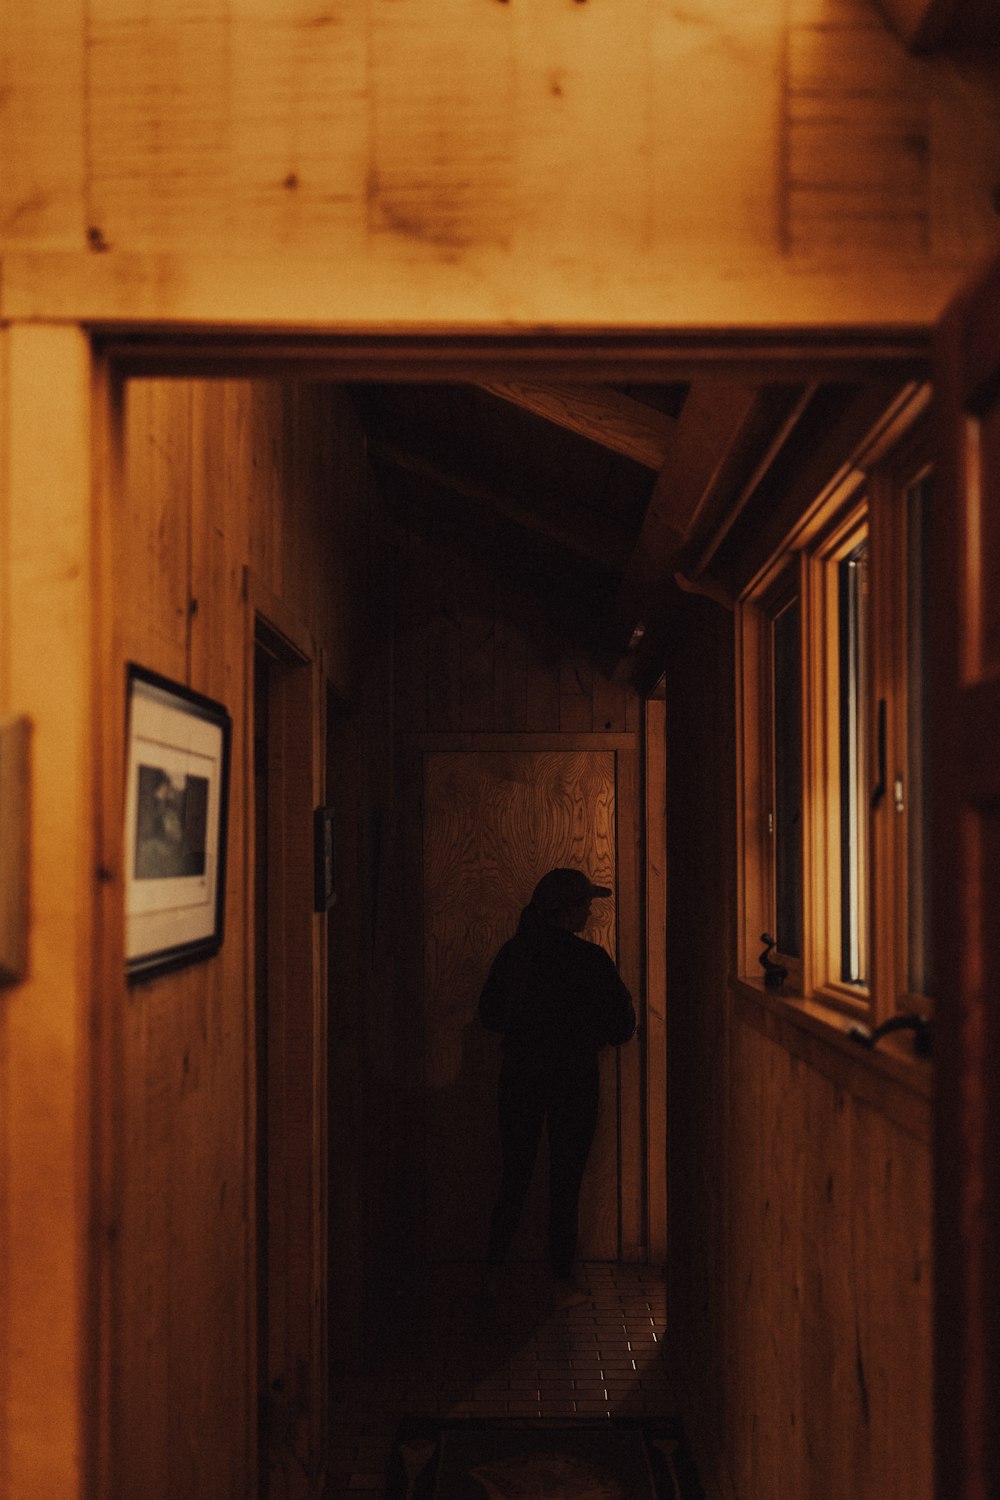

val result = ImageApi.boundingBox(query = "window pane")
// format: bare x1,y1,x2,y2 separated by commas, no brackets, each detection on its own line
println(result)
907,473,933,996
772,599,802,958
838,539,870,985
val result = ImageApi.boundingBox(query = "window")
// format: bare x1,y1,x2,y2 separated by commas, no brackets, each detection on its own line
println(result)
738,412,932,1033
904,471,933,1001
772,593,803,963
744,568,804,991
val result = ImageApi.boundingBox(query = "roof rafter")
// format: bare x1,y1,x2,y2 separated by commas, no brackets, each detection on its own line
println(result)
609,380,761,652
477,381,675,469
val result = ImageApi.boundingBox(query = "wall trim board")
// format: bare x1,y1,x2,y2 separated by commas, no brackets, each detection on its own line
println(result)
409,733,637,752
730,979,932,1144
247,568,315,666
90,323,932,386
0,245,971,335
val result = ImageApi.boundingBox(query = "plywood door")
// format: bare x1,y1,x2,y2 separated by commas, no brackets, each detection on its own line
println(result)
422,749,621,1263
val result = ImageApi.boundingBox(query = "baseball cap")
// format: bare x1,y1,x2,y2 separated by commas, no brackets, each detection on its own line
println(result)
530,867,612,912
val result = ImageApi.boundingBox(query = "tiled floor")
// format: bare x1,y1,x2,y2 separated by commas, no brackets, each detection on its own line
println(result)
327,1261,673,1498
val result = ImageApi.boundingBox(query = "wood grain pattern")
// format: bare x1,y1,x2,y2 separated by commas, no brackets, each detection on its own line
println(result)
724,1011,932,1500
0,324,94,1500
480,384,674,471
786,0,930,254
103,377,368,1500
4,0,1000,333
422,750,619,1262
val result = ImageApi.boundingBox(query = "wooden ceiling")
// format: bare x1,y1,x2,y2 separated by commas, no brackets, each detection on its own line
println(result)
349,374,910,680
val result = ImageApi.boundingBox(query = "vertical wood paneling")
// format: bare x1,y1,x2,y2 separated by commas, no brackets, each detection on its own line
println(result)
523,598,562,735
123,381,192,681
394,528,429,735
426,556,462,733
107,376,369,1500
559,653,593,733
592,665,628,734
493,574,528,732
458,557,495,732
724,1011,932,1500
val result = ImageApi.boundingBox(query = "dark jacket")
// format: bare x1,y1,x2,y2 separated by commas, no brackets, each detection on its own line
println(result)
478,905,635,1062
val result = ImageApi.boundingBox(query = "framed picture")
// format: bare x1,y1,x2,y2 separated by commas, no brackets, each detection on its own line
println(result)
124,665,232,981
314,805,337,912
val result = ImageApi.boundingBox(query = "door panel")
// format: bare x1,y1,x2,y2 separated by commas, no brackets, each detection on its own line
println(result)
932,256,1000,1500
422,749,622,1263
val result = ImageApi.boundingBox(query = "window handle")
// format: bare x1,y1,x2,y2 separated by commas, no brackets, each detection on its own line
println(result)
870,697,887,809
848,1012,932,1059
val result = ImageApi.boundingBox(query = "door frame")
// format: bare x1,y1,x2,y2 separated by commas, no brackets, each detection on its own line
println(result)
93,319,984,1499
248,577,325,1499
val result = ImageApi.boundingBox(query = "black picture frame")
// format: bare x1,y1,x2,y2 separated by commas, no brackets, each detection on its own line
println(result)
314,805,337,912
124,664,232,982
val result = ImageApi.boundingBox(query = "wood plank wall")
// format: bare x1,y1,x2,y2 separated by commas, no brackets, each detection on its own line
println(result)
97,378,370,1500
662,595,933,1500
3,2,999,326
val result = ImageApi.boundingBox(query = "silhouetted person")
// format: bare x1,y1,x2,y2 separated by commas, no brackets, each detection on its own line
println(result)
479,867,636,1305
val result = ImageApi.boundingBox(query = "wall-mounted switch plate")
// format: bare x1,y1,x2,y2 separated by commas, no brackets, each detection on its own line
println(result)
0,714,30,985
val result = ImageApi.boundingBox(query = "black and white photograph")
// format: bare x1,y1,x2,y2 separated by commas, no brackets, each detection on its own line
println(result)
124,665,232,980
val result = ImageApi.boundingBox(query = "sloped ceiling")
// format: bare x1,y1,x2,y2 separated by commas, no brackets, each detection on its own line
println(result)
349,375,910,681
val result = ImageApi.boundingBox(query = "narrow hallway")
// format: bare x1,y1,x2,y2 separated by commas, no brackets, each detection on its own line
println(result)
327,1262,683,1497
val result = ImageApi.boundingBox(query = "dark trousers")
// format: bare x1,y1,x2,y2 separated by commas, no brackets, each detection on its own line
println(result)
486,1052,600,1279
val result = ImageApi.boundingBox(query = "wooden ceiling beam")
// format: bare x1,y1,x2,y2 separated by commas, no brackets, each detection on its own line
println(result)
477,381,675,469
608,380,761,652
367,436,631,573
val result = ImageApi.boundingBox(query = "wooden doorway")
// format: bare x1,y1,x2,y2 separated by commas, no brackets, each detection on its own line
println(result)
101,322,971,1500
253,612,323,1500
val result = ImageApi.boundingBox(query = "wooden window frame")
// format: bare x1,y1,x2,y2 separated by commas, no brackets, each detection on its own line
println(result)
738,558,805,997
805,499,871,1018
869,430,935,1021
737,409,933,1038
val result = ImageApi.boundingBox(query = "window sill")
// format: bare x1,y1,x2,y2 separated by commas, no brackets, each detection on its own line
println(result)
728,975,932,1140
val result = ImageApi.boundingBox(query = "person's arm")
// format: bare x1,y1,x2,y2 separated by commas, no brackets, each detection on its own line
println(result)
478,942,515,1033
594,947,636,1045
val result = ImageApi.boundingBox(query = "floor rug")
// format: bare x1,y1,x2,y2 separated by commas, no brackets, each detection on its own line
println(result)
386,1417,705,1500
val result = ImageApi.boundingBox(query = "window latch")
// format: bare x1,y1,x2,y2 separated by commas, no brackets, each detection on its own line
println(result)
848,1012,932,1059
870,698,887,809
